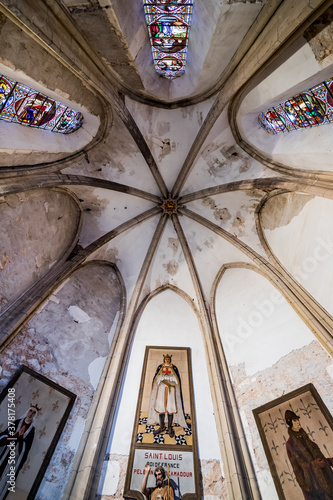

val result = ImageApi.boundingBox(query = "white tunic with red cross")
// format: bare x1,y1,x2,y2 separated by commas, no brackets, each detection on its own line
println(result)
154,364,178,415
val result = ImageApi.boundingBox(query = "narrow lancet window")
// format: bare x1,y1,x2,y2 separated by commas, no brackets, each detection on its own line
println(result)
143,1,193,80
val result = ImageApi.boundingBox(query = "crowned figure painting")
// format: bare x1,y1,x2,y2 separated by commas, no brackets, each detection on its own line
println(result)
147,354,187,438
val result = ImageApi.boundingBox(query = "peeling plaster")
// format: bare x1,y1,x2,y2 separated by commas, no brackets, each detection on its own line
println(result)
183,108,278,195
67,416,86,452
98,459,120,496
230,341,333,495
125,96,214,191
304,6,333,66
180,206,256,296
216,267,315,376
62,114,160,196
89,356,107,390
139,219,198,307
326,363,333,380
68,186,155,249
0,263,122,500
263,195,333,316
0,189,81,314
261,192,314,230
188,190,267,256
167,237,179,254
68,305,91,323
163,259,179,276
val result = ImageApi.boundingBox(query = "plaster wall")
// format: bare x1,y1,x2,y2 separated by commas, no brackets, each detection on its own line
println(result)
0,262,123,500
68,186,155,249
0,188,81,314
261,193,333,316
125,97,214,191
179,214,254,299
139,219,199,309
216,267,315,377
98,290,225,499
215,267,333,499
87,215,160,302
183,108,278,197
63,114,160,196
187,189,267,257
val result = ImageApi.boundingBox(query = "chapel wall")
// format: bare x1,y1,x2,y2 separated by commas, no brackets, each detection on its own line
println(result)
0,262,123,500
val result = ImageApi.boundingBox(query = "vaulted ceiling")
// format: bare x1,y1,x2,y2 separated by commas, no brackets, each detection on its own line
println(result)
1,1,333,498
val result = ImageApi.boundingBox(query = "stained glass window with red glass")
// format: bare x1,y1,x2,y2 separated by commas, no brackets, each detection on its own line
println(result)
0,74,83,134
259,77,333,134
143,1,193,80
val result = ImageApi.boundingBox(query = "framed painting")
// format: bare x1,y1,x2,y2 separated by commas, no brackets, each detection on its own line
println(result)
253,383,333,500
124,346,200,500
0,365,76,500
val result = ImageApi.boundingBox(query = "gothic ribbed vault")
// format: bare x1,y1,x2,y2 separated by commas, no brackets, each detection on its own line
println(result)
0,1,333,500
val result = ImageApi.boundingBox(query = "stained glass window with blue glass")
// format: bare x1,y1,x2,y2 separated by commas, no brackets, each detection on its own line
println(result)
259,77,333,134
143,1,193,79
0,74,83,134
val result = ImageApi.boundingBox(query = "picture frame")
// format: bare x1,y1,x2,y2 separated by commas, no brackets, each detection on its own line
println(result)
253,383,333,500
124,346,201,500
0,365,76,500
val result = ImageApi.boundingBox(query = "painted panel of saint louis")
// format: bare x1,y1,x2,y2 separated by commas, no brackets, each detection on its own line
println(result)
137,348,192,446
124,346,201,500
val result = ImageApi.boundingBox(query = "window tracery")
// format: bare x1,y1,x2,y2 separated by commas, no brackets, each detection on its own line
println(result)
0,74,83,134
143,1,193,80
259,77,333,134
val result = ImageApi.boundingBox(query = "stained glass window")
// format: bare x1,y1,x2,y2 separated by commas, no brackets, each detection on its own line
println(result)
143,1,193,80
259,77,333,134
0,74,83,134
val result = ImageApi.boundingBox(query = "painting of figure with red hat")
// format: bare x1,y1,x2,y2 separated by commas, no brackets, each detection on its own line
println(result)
253,384,333,500
285,409,333,500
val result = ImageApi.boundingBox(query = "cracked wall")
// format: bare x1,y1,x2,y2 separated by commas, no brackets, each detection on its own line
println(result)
0,188,81,314
0,262,123,500
216,267,333,499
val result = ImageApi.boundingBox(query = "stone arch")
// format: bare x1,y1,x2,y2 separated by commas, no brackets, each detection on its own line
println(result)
0,259,126,500
0,46,108,171
230,28,333,180
257,190,333,317
96,285,224,499
211,261,333,498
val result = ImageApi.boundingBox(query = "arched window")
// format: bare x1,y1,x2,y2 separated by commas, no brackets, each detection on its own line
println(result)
0,74,83,134
259,77,333,134
143,1,193,80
